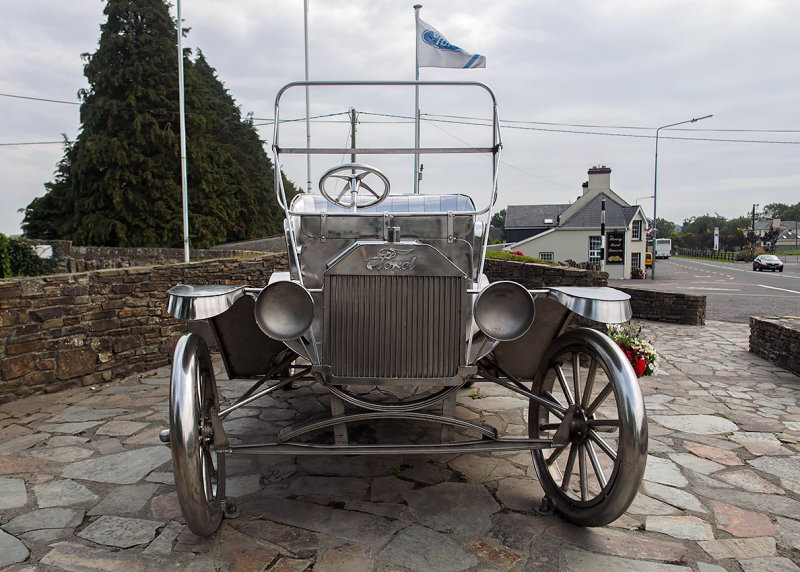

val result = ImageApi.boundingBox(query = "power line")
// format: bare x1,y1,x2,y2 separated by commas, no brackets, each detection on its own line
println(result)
0,141,69,146
424,113,800,133
362,111,800,144
4,90,800,145
0,92,81,106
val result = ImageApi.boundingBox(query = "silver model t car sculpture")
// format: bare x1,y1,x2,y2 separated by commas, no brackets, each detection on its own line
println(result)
164,81,647,536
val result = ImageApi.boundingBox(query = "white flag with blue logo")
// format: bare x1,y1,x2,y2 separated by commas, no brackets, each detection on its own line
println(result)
416,17,486,69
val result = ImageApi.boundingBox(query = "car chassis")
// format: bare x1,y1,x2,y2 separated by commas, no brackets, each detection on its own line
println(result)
163,81,648,537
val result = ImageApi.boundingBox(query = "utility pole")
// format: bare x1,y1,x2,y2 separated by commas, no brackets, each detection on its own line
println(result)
751,203,759,261
651,113,713,279
349,108,357,166
600,199,606,274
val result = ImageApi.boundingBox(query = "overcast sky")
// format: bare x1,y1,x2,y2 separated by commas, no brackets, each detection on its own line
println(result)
2,0,799,237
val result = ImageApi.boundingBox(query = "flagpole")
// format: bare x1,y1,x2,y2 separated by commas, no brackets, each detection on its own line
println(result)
304,0,311,193
413,4,421,194
177,0,190,262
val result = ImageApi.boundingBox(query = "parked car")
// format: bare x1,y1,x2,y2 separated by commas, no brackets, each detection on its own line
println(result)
753,254,784,272
645,252,653,268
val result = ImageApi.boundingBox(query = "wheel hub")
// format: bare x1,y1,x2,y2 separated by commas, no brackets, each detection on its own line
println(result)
568,409,589,444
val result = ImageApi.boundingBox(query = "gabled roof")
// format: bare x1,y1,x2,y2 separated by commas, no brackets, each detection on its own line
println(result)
507,227,558,248
560,193,640,229
557,186,629,226
505,204,570,229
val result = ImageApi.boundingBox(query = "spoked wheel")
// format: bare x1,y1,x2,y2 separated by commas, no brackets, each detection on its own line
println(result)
530,327,647,526
170,333,223,536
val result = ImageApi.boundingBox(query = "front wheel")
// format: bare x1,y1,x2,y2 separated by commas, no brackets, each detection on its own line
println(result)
529,328,647,526
170,333,223,536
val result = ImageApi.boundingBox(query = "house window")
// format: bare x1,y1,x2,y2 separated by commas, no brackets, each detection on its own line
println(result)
631,252,641,270
588,235,602,265
539,252,554,261
632,220,642,240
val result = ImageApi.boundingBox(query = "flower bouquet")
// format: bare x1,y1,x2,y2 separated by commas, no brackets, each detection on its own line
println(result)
607,323,659,377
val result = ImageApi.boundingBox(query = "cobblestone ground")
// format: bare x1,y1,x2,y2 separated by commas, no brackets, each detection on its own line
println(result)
1,320,799,571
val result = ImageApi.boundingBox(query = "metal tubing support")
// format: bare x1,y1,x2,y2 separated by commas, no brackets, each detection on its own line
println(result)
230,438,554,456
304,0,311,193
413,4,422,194
277,410,499,443
477,366,567,417
321,380,462,413
218,367,308,420
329,393,349,445
176,0,190,262
440,391,457,442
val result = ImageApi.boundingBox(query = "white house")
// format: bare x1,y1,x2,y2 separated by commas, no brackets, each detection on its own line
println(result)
505,166,650,280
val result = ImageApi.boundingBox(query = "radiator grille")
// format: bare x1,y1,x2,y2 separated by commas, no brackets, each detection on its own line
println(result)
324,275,464,378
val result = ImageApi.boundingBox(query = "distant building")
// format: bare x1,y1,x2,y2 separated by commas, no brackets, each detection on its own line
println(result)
756,218,800,251
505,166,650,280
505,204,570,243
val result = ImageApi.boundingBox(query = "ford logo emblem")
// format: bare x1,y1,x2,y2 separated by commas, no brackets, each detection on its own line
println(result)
422,29,459,51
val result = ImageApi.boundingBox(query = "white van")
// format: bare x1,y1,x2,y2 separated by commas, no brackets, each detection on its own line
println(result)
655,239,671,259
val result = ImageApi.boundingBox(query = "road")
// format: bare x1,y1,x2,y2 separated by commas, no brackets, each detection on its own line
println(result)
608,256,800,323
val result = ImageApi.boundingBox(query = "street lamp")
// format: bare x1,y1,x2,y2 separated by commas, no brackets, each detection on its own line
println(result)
651,114,713,279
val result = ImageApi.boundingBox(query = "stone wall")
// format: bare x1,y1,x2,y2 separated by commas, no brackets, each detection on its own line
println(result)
27,239,269,274
1,255,705,402
750,316,800,377
0,254,288,403
614,286,706,326
483,258,608,287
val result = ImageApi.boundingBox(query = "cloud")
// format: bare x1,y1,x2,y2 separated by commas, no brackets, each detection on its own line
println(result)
2,0,799,236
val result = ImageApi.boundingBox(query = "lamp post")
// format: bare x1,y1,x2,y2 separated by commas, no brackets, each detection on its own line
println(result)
651,114,713,279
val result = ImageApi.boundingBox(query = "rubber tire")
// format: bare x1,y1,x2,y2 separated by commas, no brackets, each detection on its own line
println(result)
530,328,648,526
170,333,223,537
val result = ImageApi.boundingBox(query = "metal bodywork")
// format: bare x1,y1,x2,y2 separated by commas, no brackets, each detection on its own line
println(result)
165,81,647,536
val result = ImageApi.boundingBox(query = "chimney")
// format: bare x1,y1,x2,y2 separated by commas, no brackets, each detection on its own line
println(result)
586,165,611,194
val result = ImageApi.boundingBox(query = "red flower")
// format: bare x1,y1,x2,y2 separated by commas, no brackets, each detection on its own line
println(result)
634,358,647,376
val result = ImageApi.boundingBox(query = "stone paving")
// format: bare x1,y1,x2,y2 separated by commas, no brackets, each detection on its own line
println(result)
1,319,799,571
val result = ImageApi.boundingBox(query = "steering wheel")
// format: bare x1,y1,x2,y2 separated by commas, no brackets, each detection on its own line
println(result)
318,163,390,210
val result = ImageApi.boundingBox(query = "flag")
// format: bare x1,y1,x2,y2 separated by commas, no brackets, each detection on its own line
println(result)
416,17,486,69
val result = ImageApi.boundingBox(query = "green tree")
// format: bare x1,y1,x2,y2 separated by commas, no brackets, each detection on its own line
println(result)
761,203,789,219
761,227,781,253
68,0,183,247
0,234,55,278
491,208,506,242
20,137,76,239
23,0,294,248
653,218,675,239
184,51,294,244
680,214,727,249
722,216,749,250
761,202,800,223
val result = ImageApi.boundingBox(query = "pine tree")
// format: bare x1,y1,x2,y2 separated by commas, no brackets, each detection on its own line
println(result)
20,137,76,239
183,51,291,246
23,0,294,248
71,0,183,247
